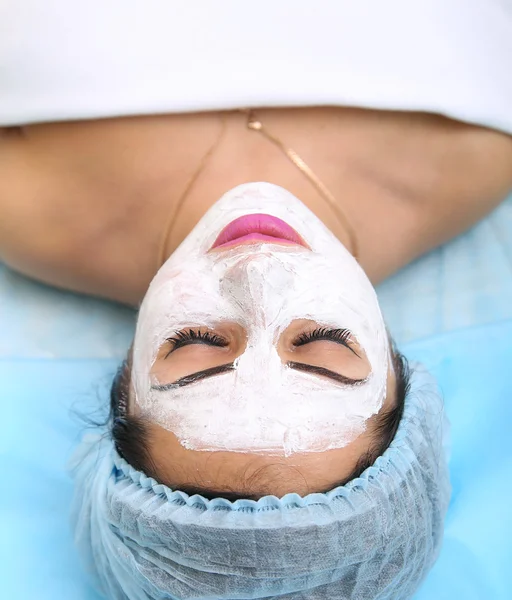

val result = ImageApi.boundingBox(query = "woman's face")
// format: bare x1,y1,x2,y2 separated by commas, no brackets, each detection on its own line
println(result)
131,182,393,486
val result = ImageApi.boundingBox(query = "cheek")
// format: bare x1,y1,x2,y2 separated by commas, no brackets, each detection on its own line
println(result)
133,274,228,401
142,280,232,340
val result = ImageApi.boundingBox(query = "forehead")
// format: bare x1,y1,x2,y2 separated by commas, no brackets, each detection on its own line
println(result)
145,418,378,498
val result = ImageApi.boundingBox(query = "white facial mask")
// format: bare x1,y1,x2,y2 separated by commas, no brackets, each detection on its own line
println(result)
132,182,390,456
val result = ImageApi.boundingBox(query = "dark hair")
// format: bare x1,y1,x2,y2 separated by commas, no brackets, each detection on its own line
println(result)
110,348,411,501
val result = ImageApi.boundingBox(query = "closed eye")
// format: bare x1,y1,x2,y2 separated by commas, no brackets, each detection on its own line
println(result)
293,327,360,358
165,329,228,358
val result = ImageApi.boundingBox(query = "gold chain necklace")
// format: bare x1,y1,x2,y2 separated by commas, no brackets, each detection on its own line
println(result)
157,110,358,269
244,110,358,260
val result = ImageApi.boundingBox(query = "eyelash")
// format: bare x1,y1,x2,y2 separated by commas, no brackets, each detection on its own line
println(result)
294,327,353,348
165,326,355,358
165,329,228,357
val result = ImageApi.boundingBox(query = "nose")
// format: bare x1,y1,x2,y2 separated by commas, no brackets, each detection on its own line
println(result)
221,255,295,324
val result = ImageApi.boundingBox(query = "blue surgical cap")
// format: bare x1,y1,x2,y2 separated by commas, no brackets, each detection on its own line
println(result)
70,364,450,600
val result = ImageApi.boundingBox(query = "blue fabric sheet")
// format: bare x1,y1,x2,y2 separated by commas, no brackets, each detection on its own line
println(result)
1,195,512,600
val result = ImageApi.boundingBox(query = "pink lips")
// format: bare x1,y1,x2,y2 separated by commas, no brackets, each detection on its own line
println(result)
211,214,308,250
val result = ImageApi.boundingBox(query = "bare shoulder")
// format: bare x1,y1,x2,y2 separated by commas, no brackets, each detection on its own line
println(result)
412,120,512,227
1,112,511,302
353,115,512,283
0,123,159,303
0,116,231,304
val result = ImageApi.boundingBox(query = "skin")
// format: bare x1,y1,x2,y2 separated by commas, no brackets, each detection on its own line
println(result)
145,413,388,498
143,319,396,498
150,319,372,386
1,106,511,495
1,107,512,305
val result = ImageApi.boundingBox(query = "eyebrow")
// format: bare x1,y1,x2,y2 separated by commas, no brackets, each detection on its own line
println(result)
286,361,367,386
151,360,366,391
151,363,235,390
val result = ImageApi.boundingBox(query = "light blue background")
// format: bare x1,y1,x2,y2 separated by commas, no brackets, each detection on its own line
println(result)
2,195,512,600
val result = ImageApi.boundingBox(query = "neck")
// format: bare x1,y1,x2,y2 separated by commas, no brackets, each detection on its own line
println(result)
159,110,360,266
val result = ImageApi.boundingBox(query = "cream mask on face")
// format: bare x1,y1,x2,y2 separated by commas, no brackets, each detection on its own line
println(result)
132,182,390,456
